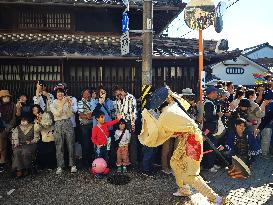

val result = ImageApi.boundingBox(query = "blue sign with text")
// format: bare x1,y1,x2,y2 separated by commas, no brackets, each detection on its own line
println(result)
122,13,129,33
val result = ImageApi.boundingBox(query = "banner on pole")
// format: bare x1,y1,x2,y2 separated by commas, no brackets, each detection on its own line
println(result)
121,31,130,55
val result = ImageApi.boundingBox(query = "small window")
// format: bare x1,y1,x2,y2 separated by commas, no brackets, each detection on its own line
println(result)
226,67,244,74
18,10,71,30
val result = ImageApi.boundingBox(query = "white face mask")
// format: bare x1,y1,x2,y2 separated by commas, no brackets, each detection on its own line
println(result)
2,96,10,103
21,121,28,126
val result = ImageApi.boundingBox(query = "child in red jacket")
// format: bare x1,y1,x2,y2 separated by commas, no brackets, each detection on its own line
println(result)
92,110,121,178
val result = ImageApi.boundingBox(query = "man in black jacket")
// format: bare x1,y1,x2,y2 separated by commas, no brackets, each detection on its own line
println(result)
202,86,223,173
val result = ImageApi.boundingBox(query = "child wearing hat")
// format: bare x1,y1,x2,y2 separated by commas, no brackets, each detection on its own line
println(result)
114,119,131,173
11,114,37,177
0,90,16,172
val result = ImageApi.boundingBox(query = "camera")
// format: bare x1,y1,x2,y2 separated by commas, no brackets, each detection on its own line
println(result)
37,80,44,86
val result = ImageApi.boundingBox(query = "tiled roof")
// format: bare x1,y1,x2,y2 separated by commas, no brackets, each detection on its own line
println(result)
0,33,241,62
0,0,184,7
242,42,273,55
255,58,273,72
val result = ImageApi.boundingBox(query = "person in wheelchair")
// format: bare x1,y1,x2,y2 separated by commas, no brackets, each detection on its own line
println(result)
11,114,37,177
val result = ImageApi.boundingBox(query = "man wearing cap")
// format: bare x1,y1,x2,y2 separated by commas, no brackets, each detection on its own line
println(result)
202,86,222,173
33,81,54,112
0,90,16,172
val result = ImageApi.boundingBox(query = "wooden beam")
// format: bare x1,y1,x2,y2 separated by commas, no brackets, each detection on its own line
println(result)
0,2,182,11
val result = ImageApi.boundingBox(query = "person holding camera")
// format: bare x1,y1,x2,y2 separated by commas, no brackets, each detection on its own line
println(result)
91,86,116,167
15,93,32,125
50,84,76,174
33,81,54,112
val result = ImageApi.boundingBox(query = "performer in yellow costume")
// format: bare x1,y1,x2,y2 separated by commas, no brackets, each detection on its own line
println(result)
139,87,229,205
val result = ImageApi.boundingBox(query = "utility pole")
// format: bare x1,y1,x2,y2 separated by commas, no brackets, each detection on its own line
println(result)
141,0,153,108
198,29,203,102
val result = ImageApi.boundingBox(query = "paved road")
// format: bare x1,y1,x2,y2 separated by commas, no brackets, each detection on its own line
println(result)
201,156,273,205
0,156,272,205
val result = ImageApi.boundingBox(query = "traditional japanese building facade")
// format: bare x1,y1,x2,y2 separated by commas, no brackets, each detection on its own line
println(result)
0,0,240,99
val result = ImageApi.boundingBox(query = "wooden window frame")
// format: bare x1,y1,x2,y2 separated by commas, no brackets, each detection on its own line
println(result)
17,8,73,31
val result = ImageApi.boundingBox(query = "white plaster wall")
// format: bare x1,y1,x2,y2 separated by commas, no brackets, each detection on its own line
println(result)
212,63,267,85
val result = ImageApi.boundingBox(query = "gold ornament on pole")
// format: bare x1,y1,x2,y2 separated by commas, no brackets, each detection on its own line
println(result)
184,0,215,102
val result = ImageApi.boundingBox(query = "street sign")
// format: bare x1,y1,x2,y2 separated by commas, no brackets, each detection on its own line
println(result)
121,30,130,55
184,0,215,30
122,12,129,33
121,0,130,55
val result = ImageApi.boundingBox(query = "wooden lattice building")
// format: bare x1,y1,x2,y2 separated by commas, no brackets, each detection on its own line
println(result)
0,0,240,99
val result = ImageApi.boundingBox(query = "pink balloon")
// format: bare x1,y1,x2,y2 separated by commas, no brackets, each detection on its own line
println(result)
92,158,107,174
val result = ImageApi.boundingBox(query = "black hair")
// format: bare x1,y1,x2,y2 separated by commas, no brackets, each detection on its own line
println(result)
226,81,233,87
245,89,255,99
235,118,246,127
96,85,106,98
37,80,45,86
113,85,122,92
234,90,245,99
55,88,66,97
119,118,126,125
20,113,32,123
18,92,28,98
118,119,127,130
94,110,105,120
81,87,91,96
31,104,43,114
